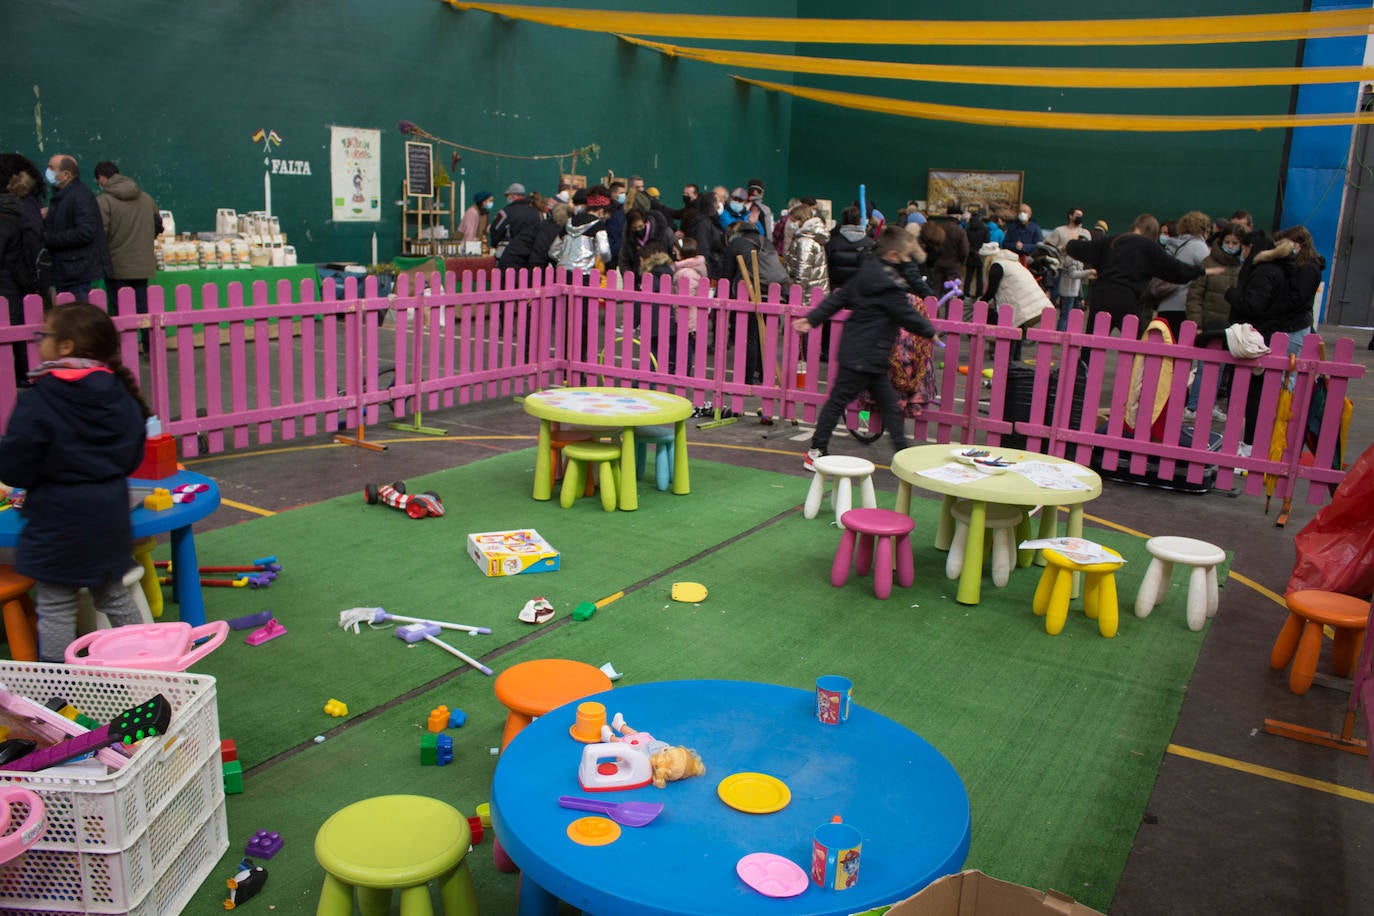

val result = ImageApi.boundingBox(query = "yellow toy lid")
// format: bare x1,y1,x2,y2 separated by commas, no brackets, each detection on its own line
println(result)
671,582,707,602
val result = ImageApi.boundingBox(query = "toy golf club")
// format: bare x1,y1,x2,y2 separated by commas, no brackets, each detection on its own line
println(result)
338,606,492,636
394,623,493,676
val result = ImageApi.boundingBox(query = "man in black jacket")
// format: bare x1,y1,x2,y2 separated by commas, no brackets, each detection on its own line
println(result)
490,183,541,271
44,154,111,298
794,227,941,468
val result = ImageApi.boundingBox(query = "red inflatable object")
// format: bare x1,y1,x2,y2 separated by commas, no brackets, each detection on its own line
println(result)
1286,443,1374,598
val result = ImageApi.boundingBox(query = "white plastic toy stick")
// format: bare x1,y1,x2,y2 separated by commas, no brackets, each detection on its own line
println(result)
338,607,491,636
394,623,493,676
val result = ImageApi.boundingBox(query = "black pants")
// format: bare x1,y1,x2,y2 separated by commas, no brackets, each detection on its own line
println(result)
811,365,909,452
107,278,150,350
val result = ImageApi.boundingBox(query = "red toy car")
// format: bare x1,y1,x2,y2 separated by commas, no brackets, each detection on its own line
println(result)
364,481,445,519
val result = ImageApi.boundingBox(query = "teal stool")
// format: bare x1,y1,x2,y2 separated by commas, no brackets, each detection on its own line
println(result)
633,425,675,492
314,794,478,916
560,440,622,511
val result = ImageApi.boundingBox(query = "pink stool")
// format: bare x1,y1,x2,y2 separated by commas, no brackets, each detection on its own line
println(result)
831,508,916,600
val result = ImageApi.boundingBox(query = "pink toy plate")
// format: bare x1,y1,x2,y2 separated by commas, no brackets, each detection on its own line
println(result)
737,852,808,898
64,621,228,671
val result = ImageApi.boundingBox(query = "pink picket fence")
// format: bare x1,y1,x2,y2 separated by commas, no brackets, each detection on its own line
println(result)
0,270,1363,510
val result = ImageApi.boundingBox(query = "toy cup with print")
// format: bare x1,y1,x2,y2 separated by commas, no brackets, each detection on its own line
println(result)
810,821,862,890
815,675,852,725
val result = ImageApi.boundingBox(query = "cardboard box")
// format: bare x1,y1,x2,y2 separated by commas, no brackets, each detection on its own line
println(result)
884,870,1105,916
467,529,560,577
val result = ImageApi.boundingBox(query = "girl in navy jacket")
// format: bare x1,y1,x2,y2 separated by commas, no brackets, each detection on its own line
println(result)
0,302,148,661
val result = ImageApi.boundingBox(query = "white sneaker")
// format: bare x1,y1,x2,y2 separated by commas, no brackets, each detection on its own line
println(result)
1237,443,1252,458
804,448,825,471
1182,408,1197,422
1212,405,1228,422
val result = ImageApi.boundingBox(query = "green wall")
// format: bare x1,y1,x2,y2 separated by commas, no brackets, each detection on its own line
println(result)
6,1,1323,264
785,0,1305,233
4,0,795,264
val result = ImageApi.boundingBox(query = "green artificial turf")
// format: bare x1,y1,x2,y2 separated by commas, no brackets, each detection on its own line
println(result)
39,450,1219,915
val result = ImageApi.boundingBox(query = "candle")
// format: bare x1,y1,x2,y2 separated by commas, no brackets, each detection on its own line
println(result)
371,232,378,266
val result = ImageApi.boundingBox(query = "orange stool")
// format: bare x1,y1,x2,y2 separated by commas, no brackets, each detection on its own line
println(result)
0,566,38,662
493,658,613,752
1270,590,1370,696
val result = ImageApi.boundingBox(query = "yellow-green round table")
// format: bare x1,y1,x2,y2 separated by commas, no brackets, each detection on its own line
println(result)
890,443,1102,606
523,387,693,511
314,794,477,916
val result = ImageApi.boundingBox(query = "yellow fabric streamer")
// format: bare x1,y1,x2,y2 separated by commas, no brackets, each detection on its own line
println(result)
618,35,1374,90
734,76,1374,132
444,2,1374,47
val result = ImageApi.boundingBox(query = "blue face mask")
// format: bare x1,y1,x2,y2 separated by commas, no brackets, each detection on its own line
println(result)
729,200,745,214
616,193,626,205
44,167,59,186
1221,244,1240,256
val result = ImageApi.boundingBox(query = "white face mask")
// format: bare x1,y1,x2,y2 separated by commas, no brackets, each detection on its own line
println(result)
1017,212,1029,224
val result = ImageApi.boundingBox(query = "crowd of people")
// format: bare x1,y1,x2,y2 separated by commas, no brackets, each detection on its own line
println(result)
470,175,1332,460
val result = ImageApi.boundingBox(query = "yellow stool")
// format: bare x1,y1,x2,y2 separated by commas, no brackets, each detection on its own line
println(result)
314,794,478,916
1033,546,1125,638
132,536,163,618
560,440,622,511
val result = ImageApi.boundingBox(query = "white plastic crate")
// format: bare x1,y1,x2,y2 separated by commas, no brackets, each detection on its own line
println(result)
0,662,225,914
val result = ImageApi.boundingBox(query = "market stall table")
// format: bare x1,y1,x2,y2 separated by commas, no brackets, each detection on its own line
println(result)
491,679,970,916
0,470,221,627
524,387,693,511
890,444,1102,606
133,264,318,310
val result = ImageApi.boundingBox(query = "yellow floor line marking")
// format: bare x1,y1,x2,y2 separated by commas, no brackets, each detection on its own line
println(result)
1227,571,1287,607
1167,744,1374,804
220,498,275,517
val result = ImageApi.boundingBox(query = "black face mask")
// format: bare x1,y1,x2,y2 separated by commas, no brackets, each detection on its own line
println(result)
682,195,693,205
1070,215,1082,226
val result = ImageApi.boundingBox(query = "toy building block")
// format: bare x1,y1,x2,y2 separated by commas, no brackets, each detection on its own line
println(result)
143,488,174,511
420,733,438,766
245,619,287,646
223,760,245,795
467,815,484,844
244,830,284,860
436,734,453,766
221,738,238,762
572,601,597,621
227,610,274,631
134,433,178,481
427,705,450,733
448,708,467,728
323,699,348,718
253,556,280,568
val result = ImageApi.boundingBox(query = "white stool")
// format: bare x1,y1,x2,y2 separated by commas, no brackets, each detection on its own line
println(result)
1134,536,1226,631
805,456,877,525
947,502,1024,588
76,565,155,634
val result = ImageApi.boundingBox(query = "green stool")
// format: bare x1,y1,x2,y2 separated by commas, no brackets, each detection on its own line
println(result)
315,794,479,916
560,440,622,511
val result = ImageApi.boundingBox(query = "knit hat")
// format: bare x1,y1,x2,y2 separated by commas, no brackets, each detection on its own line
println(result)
474,190,492,205
504,182,526,196
646,186,660,198
585,190,611,208
1094,219,1110,233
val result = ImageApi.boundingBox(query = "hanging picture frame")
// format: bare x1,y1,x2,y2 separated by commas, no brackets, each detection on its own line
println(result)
926,169,1023,217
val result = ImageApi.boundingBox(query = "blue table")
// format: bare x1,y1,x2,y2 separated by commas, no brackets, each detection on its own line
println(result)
491,679,970,916
0,470,221,627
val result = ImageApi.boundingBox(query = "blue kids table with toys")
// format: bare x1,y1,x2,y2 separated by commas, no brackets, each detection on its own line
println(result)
491,678,970,916
0,470,221,627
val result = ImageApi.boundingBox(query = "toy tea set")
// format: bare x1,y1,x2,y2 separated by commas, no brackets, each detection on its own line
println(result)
552,675,865,900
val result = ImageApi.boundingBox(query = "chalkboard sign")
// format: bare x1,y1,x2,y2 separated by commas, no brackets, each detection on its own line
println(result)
406,140,433,198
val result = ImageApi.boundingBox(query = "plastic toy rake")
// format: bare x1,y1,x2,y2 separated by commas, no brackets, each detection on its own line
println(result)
338,607,492,636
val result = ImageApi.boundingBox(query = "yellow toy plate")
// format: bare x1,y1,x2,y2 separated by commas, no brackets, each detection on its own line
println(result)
717,772,791,814
671,582,708,602
566,816,621,846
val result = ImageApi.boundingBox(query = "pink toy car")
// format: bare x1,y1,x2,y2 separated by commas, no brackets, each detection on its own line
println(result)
364,481,445,519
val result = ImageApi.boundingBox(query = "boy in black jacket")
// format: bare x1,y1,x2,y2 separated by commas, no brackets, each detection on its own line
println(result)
794,227,941,469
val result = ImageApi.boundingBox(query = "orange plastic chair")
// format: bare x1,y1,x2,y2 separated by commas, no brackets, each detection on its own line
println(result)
1270,590,1369,695
493,659,613,752
0,566,38,662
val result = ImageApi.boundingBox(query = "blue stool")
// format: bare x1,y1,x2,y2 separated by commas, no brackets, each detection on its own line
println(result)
633,426,675,492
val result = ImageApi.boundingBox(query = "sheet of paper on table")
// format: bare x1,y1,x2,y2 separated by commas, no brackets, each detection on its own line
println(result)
918,463,985,484
1008,461,1091,490
1019,537,1123,566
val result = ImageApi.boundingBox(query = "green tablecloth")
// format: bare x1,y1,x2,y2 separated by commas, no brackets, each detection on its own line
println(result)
145,264,318,310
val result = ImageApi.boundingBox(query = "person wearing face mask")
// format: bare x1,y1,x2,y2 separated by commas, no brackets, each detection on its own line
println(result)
605,180,628,264
718,187,750,232
745,179,774,241
43,154,111,299
1182,221,1243,422
456,191,492,250
793,227,942,469
1001,202,1043,257
663,183,700,238
489,183,540,268
1152,210,1211,339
